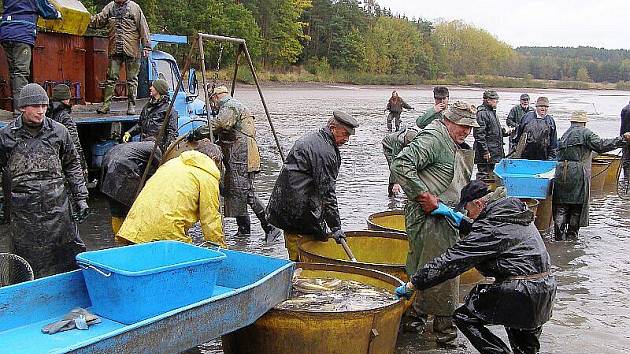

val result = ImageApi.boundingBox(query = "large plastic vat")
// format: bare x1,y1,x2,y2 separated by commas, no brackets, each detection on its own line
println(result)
298,230,484,285
37,0,91,36
76,241,226,324
222,263,405,354
594,153,622,190
494,159,557,199
590,160,611,193
366,210,405,233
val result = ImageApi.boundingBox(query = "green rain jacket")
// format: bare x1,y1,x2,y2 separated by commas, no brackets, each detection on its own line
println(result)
416,107,444,129
391,119,473,315
554,124,626,226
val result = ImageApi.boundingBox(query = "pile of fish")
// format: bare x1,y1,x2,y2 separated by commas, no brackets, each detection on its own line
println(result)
275,269,397,312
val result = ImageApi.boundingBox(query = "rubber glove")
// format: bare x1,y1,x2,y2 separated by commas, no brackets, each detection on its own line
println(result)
394,282,414,300
431,202,464,226
330,228,346,244
122,132,131,143
73,200,90,223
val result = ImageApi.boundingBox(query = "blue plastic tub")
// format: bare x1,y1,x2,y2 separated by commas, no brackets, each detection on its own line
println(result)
76,241,226,324
91,140,117,168
494,159,558,199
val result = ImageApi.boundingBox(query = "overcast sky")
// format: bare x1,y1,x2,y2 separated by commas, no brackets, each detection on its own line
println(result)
376,0,630,50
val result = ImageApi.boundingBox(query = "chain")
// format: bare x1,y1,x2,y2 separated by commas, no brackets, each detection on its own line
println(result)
211,44,224,88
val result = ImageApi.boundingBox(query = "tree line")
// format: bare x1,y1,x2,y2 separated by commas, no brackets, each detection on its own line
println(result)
5,0,630,84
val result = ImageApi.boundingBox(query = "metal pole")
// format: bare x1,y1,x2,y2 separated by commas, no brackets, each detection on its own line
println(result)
230,44,242,97
242,42,285,162
198,33,213,142
135,37,198,198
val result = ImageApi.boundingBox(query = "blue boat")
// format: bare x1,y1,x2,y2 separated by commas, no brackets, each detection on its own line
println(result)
0,249,293,354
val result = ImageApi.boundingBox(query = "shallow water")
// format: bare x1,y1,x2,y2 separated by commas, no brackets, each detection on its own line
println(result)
4,84,630,353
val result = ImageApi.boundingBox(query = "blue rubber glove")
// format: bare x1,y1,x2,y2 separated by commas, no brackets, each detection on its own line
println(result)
395,283,414,300
431,202,464,226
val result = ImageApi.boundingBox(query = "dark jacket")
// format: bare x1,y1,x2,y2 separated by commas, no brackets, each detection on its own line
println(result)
127,95,178,152
387,97,412,114
100,141,162,208
410,197,557,329
0,0,60,46
621,103,630,135
0,116,88,277
266,127,342,238
47,101,87,172
514,111,558,160
473,104,506,163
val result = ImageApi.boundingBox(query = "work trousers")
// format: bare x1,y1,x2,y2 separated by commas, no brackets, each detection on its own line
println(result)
622,146,630,184
103,54,141,107
553,203,582,241
387,112,402,132
1,41,32,107
454,306,542,354
476,163,496,181
235,173,272,235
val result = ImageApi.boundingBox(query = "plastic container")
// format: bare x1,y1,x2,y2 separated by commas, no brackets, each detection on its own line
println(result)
37,0,91,36
494,159,557,199
91,140,117,168
76,241,226,324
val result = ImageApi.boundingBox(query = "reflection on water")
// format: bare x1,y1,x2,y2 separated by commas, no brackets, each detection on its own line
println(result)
3,85,630,353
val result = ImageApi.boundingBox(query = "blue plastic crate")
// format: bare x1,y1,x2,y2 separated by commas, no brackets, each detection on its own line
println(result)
76,241,226,324
494,159,557,199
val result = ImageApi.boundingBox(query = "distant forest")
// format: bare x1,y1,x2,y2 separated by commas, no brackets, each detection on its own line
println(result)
5,0,630,84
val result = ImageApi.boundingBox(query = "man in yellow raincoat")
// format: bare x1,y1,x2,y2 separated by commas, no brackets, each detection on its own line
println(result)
116,140,225,247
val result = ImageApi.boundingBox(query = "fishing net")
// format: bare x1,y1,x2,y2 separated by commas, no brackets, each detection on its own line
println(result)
0,253,34,287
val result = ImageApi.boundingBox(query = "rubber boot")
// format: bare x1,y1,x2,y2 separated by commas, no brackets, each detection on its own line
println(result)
126,100,136,115
258,212,281,243
234,215,251,237
97,85,114,114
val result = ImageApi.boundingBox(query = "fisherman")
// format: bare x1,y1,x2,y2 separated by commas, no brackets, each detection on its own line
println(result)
116,140,225,246
512,97,558,160
382,126,419,197
0,0,61,113
506,93,532,151
621,100,630,184
385,90,413,132
416,86,449,129
100,141,162,237
473,90,511,180
188,85,281,241
266,111,359,261
46,83,88,179
89,0,151,115
391,101,478,346
395,180,557,354
121,79,178,152
0,83,89,278
553,111,630,240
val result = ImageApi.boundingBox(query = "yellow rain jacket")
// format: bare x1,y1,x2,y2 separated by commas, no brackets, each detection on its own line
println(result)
117,150,224,247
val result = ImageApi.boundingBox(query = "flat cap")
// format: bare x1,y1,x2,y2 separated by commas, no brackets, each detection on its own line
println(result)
332,110,359,135
483,90,499,100
536,97,550,107
456,180,491,210
443,100,480,128
210,85,229,96
520,93,530,101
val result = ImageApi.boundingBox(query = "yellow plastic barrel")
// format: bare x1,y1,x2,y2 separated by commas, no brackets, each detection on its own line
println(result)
533,196,553,233
298,230,484,285
594,153,622,190
590,160,611,193
519,198,540,215
222,263,406,354
37,0,90,36
366,210,405,233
